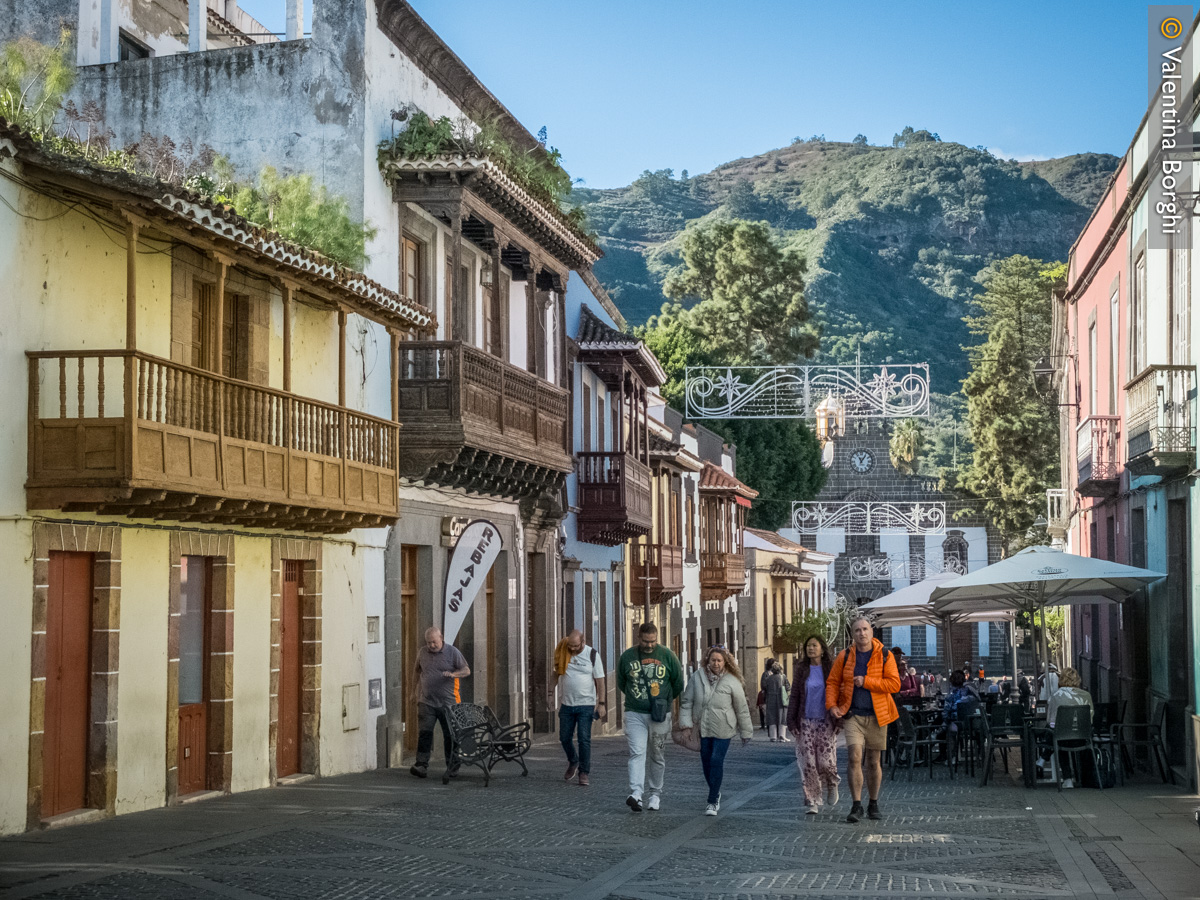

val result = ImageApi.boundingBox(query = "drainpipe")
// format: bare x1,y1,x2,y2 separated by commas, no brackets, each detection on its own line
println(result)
99,0,118,64
286,0,304,41
188,0,204,52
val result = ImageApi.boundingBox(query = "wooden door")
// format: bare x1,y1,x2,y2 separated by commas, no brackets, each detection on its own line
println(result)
178,556,211,796
43,552,93,818
401,546,419,756
277,560,303,777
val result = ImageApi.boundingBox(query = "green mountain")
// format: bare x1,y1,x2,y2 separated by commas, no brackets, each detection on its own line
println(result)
571,139,1118,392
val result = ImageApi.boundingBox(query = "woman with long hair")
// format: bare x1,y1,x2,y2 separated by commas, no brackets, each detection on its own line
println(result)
679,646,754,816
785,634,840,813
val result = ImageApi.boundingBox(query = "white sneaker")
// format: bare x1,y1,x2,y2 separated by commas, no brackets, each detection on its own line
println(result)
704,803,717,816
826,785,839,807
715,793,721,811
646,794,661,811
626,793,643,812
806,804,819,815
1062,778,1075,789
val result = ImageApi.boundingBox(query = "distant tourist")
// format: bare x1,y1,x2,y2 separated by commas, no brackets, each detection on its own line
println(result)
1038,662,1060,702
551,629,606,787
786,635,840,814
409,627,470,780
763,660,788,741
616,623,684,812
1037,667,1094,787
893,647,921,703
827,617,901,822
678,646,753,816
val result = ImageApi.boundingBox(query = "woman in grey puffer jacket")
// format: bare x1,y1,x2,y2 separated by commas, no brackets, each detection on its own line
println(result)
679,647,754,816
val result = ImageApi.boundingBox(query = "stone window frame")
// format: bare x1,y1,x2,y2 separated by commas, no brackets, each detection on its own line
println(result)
166,531,235,803
269,538,323,783
27,522,122,829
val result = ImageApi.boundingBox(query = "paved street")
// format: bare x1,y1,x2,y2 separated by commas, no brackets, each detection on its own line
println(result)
1,732,1197,900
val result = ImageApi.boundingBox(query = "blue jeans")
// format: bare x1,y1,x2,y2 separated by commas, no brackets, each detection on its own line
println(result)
559,705,595,774
700,736,731,804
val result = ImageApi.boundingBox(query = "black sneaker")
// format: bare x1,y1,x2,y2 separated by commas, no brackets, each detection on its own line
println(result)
446,765,460,779
846,802,864,823
867,801,882,820
409,765,427,779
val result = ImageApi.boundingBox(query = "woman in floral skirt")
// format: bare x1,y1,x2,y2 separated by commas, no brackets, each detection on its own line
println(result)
786,634,840,813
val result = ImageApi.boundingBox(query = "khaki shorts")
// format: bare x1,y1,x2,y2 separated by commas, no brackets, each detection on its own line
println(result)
842,713,887,751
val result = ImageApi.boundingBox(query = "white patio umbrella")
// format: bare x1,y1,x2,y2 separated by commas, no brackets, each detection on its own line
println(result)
930,545,1165,680
858,573,1015,674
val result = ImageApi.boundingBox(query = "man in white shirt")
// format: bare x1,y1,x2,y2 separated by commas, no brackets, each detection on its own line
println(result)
552,629,606,787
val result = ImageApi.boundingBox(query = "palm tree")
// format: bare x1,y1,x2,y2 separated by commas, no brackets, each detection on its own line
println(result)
889,418,924,476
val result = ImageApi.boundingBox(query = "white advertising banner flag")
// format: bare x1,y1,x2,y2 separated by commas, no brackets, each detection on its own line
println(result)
442,519,503,645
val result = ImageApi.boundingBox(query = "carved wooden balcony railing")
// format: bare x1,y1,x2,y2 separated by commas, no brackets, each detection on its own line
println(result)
630,542,684,603
27,350,399,532
1076,415,1120,496
395,341,572,500
575,451,652,546
700,551,746,602
1126,365,1196,476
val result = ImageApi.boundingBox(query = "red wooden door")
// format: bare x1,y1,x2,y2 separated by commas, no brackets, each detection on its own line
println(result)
43,552,93,818
178,556,211,796
277,561,303,777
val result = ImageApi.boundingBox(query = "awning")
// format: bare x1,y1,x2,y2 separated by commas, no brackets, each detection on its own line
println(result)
769,559,809,581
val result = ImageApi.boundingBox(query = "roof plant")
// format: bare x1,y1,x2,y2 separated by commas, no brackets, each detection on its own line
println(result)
2,33,375,270
376,109,591,237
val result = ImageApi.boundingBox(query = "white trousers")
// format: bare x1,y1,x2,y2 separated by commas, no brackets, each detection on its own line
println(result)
625,710,670,799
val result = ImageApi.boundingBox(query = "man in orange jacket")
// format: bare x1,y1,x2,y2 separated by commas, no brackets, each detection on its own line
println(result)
826,617,900,822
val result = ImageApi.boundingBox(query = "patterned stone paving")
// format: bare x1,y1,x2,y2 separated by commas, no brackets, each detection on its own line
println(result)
0,732,1192,899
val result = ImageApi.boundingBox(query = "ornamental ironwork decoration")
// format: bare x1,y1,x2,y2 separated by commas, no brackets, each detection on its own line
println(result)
791,501,946,535
847,554,966,582
685,363,930,420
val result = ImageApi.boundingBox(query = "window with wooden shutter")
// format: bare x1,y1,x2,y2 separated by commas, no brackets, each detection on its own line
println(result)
482,284,494,355
222,292,248,381
582,383,592,451
191,281,214,369
401,235,422,304
443,257,454,340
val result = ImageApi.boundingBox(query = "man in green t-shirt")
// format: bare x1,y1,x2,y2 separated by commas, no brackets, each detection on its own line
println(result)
616,622,684,812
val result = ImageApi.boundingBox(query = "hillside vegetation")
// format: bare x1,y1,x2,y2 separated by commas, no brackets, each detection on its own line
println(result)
572,137,1117,391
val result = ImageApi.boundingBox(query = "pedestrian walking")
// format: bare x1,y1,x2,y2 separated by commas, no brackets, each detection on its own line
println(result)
409,627,471,780
786,635,840,814
552,629,606,787
763,661,787,741
678,646,753,816
616,622,684,812
826,617,900,823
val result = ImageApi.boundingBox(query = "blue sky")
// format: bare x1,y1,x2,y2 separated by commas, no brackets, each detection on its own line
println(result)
238,1,1166,188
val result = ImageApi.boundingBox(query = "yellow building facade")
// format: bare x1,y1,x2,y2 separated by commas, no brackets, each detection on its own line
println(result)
0,127,428,833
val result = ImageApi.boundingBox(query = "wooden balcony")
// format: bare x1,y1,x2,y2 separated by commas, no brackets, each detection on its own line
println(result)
1125,365,1196,476
576,451,652,546
1076,415,1120,496
395,342,572,500
700,551,746,603
630,542,684,603
26,351,399,533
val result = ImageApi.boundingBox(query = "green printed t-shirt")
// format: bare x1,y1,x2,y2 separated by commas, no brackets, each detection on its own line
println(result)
616,644,684,714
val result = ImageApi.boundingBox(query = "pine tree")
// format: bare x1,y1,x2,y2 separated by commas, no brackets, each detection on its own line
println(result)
959,255,1063,550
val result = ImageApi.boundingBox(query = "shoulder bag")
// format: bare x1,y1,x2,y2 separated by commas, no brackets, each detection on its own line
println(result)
672,675,712,752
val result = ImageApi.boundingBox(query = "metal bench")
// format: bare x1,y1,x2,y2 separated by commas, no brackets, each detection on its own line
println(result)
443,703,531,786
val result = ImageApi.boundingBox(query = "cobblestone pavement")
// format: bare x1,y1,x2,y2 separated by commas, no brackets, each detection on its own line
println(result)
1,732,1197,899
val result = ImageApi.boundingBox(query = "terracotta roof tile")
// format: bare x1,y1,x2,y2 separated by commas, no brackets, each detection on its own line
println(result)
699,462,758,499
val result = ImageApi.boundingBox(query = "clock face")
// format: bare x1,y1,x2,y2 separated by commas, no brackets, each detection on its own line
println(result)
850,449,875,474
